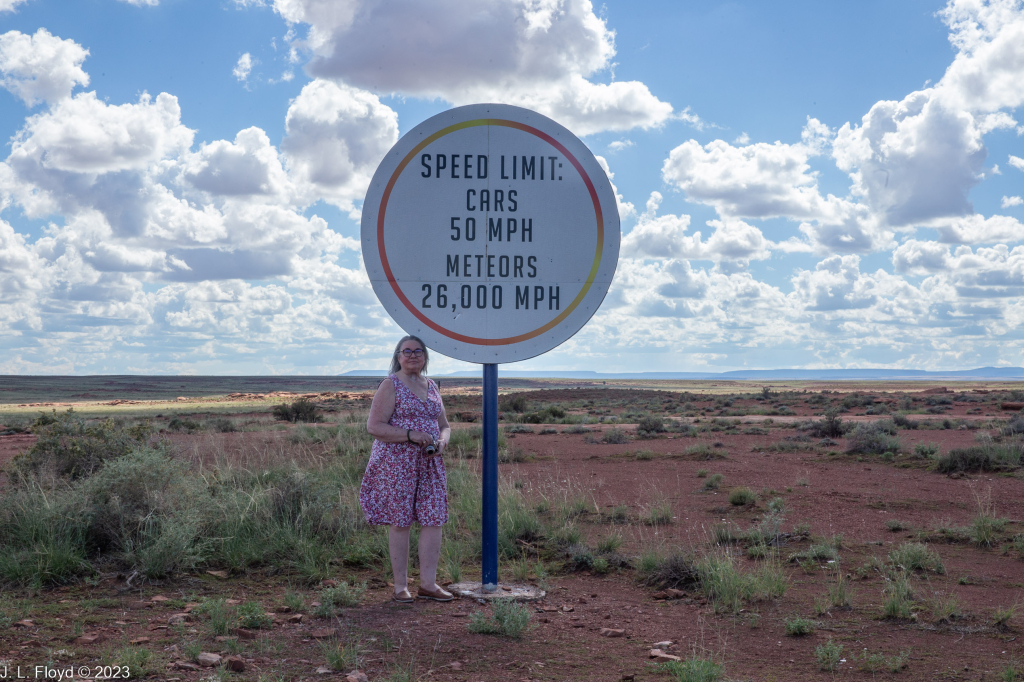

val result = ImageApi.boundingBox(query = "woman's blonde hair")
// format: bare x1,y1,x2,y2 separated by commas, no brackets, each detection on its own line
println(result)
389,335,429,375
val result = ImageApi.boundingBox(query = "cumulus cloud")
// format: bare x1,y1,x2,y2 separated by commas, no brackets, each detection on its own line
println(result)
233,53,254,82
1003,195,1023,208
272,0,674,135
281,79,398,212
662,118,834,220
1010,154,1024,171
0,0,31,12
118,0,159,5
0,29,90,106
621,191,771,269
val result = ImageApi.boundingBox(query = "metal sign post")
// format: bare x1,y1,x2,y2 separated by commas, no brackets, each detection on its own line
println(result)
481,363,499,590
361,103,619,596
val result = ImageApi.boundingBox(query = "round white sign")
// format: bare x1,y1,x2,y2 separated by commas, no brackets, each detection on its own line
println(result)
361,103,620,364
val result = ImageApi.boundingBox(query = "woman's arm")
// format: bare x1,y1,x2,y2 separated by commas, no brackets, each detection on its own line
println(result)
366,379,432,445
435,393,452,454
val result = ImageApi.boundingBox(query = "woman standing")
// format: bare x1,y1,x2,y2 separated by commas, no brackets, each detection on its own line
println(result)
361,335,454,603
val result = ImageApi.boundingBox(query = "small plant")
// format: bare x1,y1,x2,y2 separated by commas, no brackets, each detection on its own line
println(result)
886,519,908,532
635,449,656,460
467,598,532,638
505,423,533,434
913,442,939,458
702,474,724,491
660,655,724,682
993,602,1019,631
1000,661,1022,682
728,487,756,506
782,616,813,636
971,514,1007,547
889,542,944,573
882,573,915,620
846,420,900,455
499,393,528,413
597,532,623,554
237,601,273,630
711,523,738,546
111,646,152,679
857,649,909,673
608,505,629,523
684,443,725,460
644,500,673,526
321,639,361,671
696,468,708,478
601,428,629,444
284,590,305,613
322,581,367,609
198,598,231,636
815,639,844,672
930,591,964,623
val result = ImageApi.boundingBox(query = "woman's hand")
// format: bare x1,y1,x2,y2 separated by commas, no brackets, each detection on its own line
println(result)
434,437,448,455
409,430,433,446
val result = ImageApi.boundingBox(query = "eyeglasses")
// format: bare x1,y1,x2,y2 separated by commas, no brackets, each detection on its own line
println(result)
400,349,425,357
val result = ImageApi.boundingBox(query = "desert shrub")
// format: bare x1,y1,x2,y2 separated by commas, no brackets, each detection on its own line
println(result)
702,473,724,491
636,416,666,438
913,442,939,459
800,408,847,438
696,551,786,613
601,428,629,444
499,394,528,413
889,542,943,573
728,487,756,506
893,414,919,430
0,485,92,587
563,424,591,434
272,398,322,423
660,656,724,682
815,639,844,671
637,549,698,589
505,424,533,434
11,410,150,481
520,407,566,423
846,420,900,455
210,418,237,433
785,617,815,636
237,601,273,629
467,599,532,638
167,416,202,433
934,444,1022,473
684,443,725,460
882,573,916,619
1002,415,1024,437
81,448,210,577
886,519,908,532
321,581,367,609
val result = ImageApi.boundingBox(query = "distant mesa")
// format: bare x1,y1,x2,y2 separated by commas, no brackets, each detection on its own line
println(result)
340,367,1024,381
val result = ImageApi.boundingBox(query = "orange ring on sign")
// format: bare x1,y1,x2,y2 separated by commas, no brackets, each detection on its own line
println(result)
377,118,605,346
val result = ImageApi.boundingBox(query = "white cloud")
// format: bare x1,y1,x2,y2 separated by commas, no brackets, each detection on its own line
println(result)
932,213,1024,243
272,0,674,136
0,0,32,12
117,0,159,5
1010,154,1024,171
1003,195,1023,208
607,139,633,152
281,79,398,212
182,127,289,199
0,29,90,106
662,118,834,220
621,191,770,268
233,53,254,82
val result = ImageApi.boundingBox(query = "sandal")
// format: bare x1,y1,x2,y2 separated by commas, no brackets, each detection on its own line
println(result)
392,589,414,603
417,585,454,602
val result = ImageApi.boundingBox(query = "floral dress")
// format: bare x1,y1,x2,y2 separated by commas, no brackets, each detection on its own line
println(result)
359,374,449,526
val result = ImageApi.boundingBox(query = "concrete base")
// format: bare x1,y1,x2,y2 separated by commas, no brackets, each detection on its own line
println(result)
448,581,546,602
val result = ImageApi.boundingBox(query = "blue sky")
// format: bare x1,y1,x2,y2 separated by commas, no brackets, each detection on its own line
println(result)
0,0,1023,375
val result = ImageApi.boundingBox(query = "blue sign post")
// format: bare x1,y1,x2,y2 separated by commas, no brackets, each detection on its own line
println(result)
481,363,499,590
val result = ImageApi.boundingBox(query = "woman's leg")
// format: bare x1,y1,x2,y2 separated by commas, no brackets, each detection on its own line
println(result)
418,525,443,590
388,525,411,594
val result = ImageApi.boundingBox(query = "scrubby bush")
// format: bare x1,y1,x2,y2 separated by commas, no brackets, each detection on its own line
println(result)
601,428,629,444
728,487,756,506
846,421,900,455
892,414,919,430
934,443,1022,473
272,398,322,423
636,416,666,438
801,408,847,438
11,410,150,481
499,394,528,413
467,599,532,638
